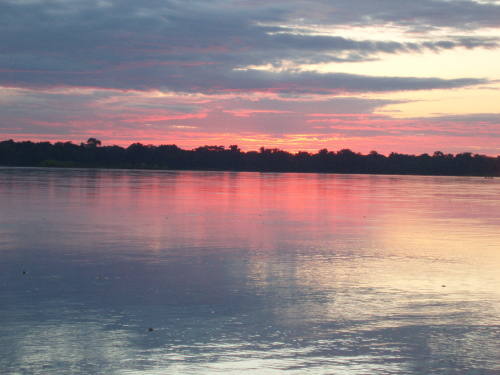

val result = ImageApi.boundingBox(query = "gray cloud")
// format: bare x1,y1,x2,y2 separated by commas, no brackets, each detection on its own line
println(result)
160,68,486,94
289,0,500,30
0,0,498,94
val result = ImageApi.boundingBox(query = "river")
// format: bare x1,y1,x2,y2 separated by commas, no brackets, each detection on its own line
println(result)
1,167,498,374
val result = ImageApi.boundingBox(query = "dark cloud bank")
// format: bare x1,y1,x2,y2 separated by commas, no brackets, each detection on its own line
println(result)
1,0,498,94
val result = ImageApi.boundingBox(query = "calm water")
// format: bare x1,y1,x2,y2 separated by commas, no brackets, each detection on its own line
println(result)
0,167,499,374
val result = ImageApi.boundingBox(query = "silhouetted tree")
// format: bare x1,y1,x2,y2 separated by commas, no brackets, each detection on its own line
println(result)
229,145,241,153
86,138,102,147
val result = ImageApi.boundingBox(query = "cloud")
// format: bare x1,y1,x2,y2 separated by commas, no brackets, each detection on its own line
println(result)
0,62,487,95
0,0,497,94
287,0,500,30
197,70,487,94
261,34,498,58
2,86,497,140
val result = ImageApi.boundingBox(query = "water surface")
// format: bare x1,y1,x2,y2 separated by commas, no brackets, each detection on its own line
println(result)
1,167,499,374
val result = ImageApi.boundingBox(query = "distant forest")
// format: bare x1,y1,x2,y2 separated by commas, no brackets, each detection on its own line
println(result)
1,138,499,176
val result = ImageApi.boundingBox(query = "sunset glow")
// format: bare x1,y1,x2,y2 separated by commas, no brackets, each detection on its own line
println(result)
1,0,499,155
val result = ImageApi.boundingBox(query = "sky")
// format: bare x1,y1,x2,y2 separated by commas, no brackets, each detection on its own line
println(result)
1,0,499,155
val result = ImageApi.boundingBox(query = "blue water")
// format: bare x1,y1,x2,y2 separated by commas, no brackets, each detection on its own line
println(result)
1,167,499,374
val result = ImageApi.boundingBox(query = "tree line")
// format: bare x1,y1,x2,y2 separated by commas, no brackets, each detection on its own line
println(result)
0,138,499,176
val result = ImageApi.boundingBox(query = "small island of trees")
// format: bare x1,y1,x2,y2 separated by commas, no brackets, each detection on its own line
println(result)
0,138,499,177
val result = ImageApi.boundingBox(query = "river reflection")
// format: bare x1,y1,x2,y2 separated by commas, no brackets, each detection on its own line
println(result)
0,168,499,374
